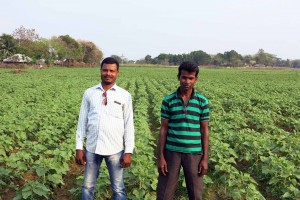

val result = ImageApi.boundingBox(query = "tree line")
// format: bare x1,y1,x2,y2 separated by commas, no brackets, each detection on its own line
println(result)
0,26,103,66
1,26,299,68
134,49,300,68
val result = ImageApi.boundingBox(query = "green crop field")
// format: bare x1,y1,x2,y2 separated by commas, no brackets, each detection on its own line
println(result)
0,67,299,200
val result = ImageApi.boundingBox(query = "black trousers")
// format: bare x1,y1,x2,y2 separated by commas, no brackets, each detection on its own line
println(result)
156,150,204,200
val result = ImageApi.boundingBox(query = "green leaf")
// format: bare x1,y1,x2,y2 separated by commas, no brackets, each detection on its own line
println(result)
150,179,157,190
268,177,280,185
35,167,48,177
16,161,27,171
0,148,6,157
281,192,291,198
22,190,32,199
33,186,49,198
47,174,63,185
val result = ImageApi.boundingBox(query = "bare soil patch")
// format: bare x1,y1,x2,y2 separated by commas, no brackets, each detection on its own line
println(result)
54,162,84,200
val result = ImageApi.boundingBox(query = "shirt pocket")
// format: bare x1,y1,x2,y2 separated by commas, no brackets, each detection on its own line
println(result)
109,100,123,119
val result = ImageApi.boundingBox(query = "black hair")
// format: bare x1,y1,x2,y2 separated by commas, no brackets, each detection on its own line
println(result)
100,57,119,70
177,61,199,77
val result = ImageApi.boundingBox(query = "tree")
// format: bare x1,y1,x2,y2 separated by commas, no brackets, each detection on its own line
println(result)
291,60,300,68
6,38,51,64
49,36,67,59
243,55,255,66
155,53,169,65
12,25,39,47
78,40,103,64
189,50,211,65
110,55,122,64
169,54,184,66
223,50,244,67
255,49,276,66
275,58,291,67
0,34,17,60
58,35,82,61
211,53,225,66
49,35,82,64
145,55,152,64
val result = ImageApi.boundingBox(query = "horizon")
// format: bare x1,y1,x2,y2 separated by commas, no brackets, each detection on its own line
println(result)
0,0,299,60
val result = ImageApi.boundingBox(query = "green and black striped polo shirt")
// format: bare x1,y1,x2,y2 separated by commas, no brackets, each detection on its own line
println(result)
161,88,209,154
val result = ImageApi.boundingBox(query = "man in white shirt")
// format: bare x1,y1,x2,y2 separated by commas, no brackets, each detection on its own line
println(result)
75,57,135,200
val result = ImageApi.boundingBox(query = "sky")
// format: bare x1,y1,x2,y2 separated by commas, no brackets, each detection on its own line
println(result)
0,0,299,61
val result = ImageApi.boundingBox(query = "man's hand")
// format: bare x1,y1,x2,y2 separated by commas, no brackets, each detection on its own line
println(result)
76,149,86,165
198,158,208,176
158,155,168,176
120,153,132,168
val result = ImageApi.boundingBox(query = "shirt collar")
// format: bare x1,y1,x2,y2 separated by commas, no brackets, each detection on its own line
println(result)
96,83,117,91
176,87,196,99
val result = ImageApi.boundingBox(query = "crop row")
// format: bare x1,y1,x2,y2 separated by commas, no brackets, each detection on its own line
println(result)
0,67,299,199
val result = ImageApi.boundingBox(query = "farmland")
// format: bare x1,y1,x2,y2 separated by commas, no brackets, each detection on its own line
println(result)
0,67,299,200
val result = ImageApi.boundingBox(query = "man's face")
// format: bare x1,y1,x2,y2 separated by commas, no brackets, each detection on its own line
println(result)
101,63,119,85
178,70,198,92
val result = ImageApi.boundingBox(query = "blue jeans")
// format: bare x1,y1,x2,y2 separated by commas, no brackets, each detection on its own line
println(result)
82,150,126,200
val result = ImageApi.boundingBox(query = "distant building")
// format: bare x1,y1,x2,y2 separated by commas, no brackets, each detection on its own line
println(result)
3,54,33,63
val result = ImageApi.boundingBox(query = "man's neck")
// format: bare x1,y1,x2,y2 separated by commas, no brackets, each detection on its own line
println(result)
179,88,193,103
179,88,193,98
101,82,115,91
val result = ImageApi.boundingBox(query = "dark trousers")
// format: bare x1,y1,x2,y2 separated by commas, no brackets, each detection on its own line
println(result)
156,150,204,200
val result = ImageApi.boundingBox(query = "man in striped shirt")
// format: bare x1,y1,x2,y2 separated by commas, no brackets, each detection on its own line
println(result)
75,57,134,200
157,61,209,200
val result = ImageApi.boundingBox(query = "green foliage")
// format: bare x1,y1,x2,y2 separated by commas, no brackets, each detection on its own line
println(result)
190,50,211,65
291,59,300,68
14,39,50,63
57,35,83,61
1,25,298,67
255,48,276,66
0,67,299,199
148,51,211,66
13,181,50,200
223,50,244,67
0,167,15,190
0,33,17,60
145,55,152,64
211,53,225,66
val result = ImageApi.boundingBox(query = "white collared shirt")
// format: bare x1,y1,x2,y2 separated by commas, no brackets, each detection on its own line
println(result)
76,83,134,155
